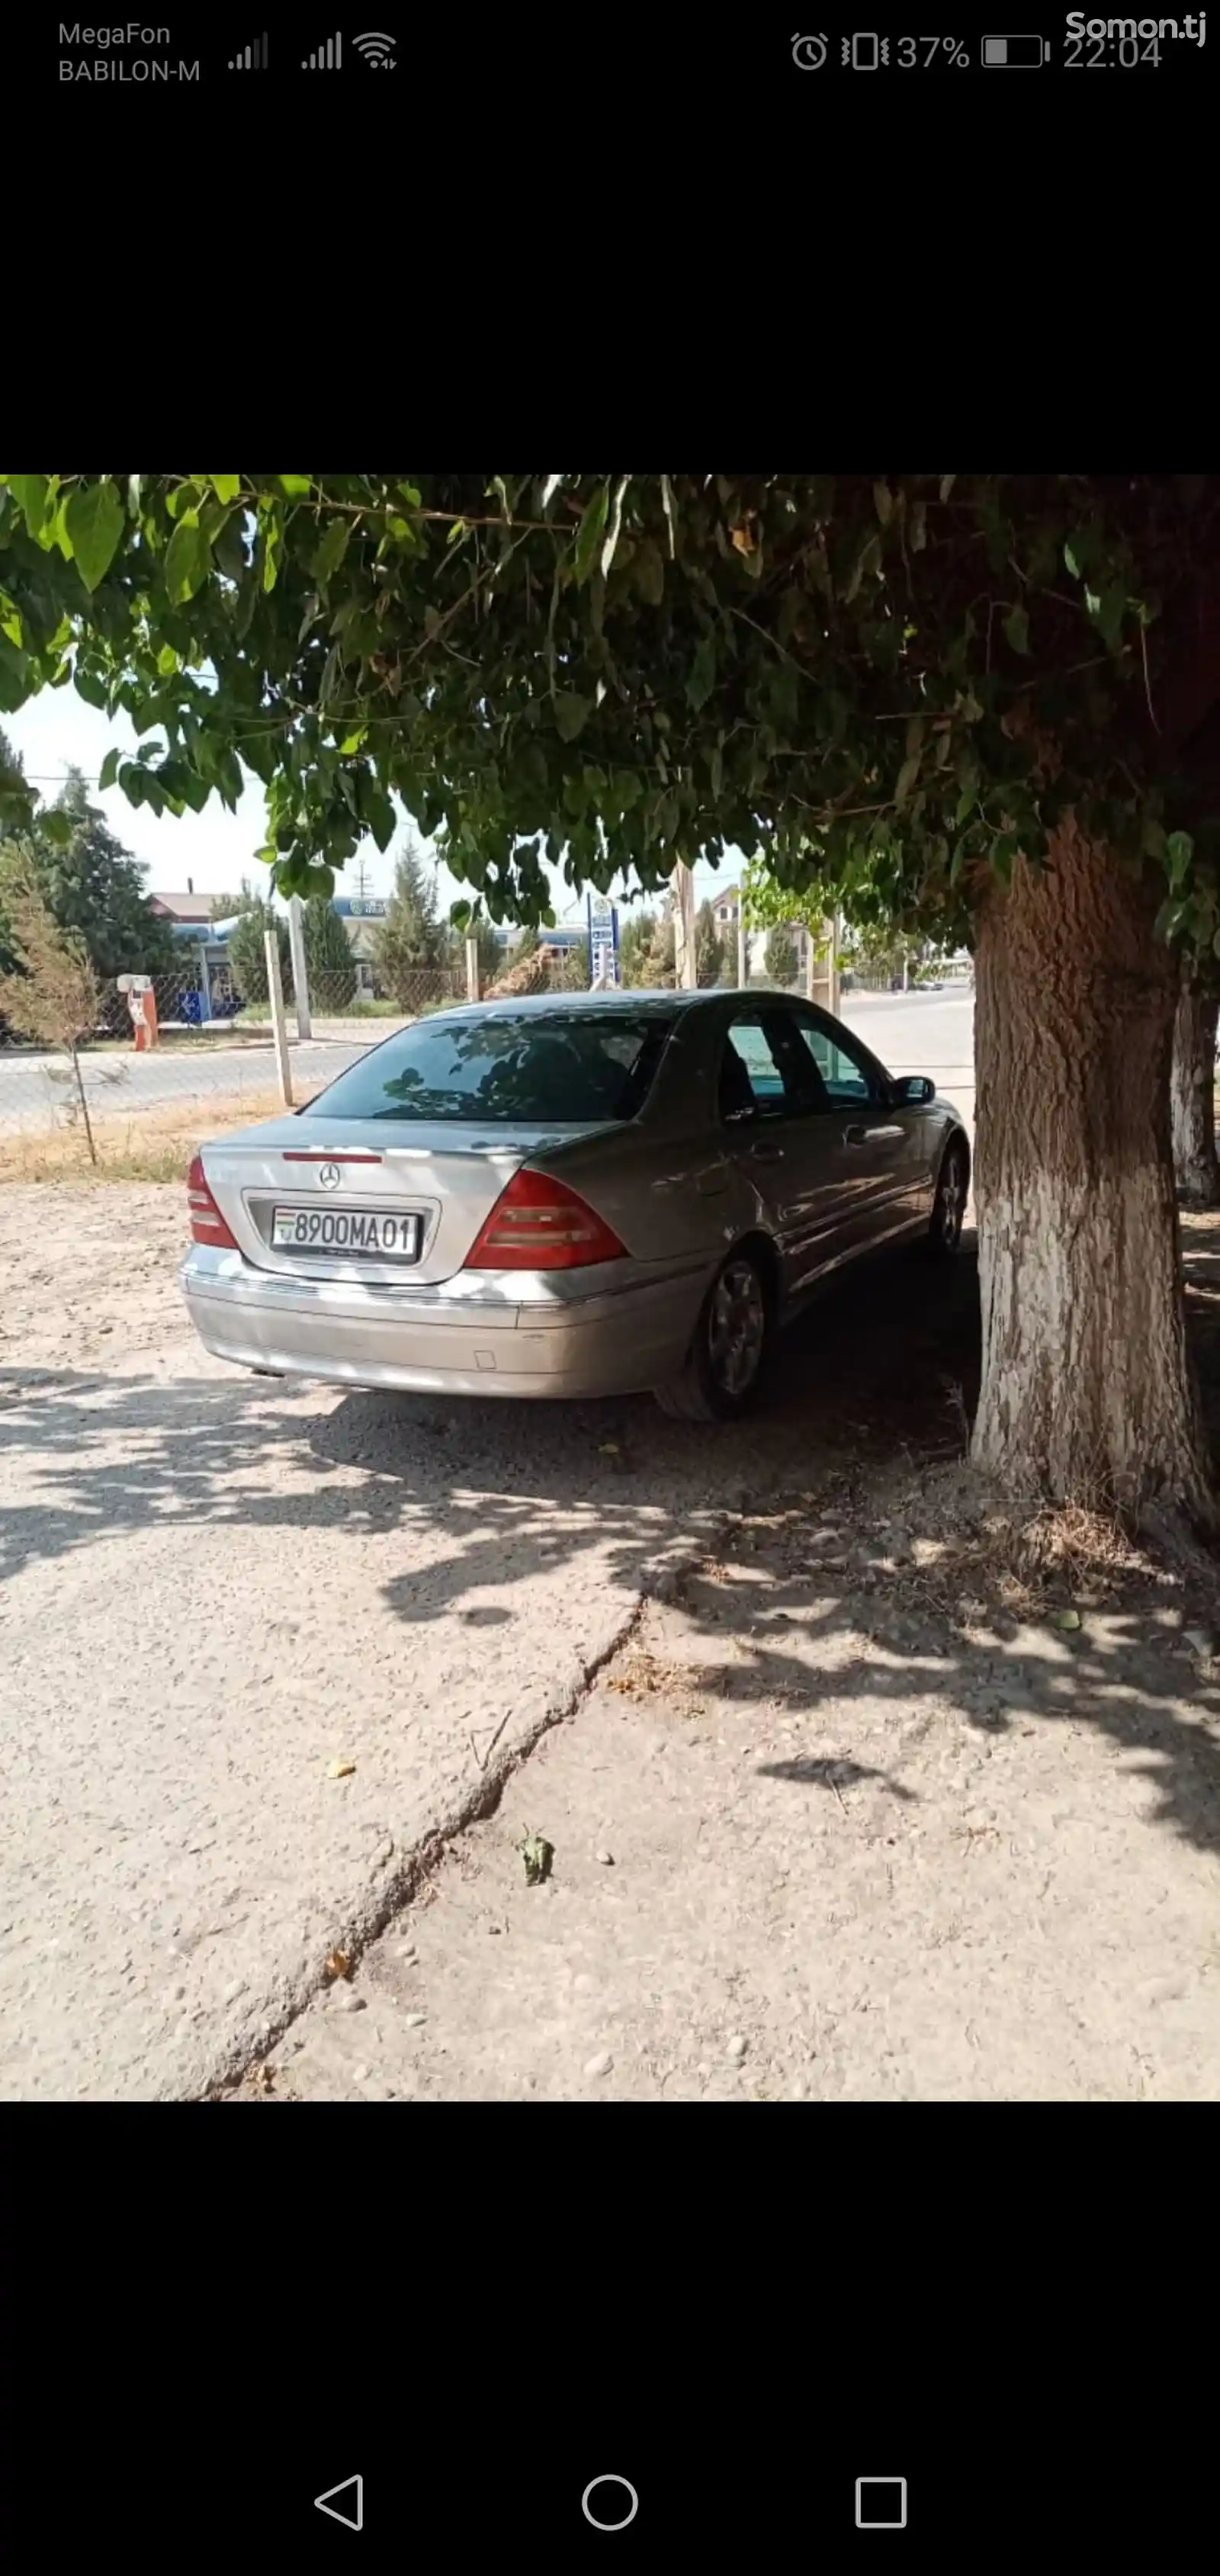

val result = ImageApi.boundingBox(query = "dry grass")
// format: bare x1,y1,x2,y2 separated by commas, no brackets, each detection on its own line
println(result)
0,1084,324,1187
899,1477,1159,1629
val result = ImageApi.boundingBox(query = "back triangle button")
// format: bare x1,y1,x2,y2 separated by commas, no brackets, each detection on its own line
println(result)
314,2475,363,2532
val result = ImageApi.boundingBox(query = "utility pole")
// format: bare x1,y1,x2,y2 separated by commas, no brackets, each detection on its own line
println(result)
736,893,747,990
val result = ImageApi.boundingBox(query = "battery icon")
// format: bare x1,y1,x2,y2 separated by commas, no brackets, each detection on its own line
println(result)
983,34,1048,63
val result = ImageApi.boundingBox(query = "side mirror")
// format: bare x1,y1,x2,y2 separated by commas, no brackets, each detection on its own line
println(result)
893,1074,935,1106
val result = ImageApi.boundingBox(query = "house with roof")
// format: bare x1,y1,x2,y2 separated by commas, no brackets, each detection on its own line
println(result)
146,882,215,927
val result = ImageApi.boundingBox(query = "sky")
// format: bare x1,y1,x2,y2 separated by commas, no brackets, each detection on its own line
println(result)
3,692,746,923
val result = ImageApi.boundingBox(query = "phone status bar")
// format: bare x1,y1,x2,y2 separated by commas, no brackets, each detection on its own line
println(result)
790,25,1206,72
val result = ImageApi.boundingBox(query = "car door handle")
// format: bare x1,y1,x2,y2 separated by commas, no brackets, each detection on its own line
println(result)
843,1123,905,1146
747,1142,785,1164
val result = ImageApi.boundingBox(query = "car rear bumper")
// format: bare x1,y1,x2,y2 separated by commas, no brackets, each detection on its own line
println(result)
180,1245,705,1399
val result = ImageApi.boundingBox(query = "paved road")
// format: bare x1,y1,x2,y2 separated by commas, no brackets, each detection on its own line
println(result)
0,1038,369,1135
843,988,975,1132
0,988,974,1135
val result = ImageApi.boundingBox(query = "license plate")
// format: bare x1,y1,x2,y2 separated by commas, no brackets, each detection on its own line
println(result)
271,1205,421,1260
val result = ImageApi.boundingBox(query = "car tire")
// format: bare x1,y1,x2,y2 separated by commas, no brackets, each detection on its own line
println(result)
926,1136,968,1258
653,1246,772,1421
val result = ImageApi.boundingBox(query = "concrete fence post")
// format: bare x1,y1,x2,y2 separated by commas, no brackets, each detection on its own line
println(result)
464,933,480,1001
737,902,747,990
265,927,294,1108
673,862,696,990
287,895,313,1039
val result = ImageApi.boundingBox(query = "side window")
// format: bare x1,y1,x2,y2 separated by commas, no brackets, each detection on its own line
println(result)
719,1017,798,1124
790,1012,881,1107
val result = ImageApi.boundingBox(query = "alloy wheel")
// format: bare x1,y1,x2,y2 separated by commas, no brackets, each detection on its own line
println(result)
937,1151,965,1249
706,1260,766,1396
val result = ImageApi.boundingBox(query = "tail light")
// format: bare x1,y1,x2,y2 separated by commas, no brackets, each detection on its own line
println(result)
187,1152,238,1249
463,1168,627,1270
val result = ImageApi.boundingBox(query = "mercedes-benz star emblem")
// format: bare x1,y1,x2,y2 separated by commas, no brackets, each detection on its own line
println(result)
317,1162,342,1190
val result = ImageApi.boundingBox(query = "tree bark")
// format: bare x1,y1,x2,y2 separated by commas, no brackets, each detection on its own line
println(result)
1170,969,1220,1206
971,814,1214,1527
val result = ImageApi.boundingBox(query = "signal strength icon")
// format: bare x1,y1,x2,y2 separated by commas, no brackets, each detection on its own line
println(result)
354,29,397,65
228,31,268,67
302,30,342,67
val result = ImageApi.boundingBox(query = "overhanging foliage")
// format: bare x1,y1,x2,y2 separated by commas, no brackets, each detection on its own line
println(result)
2,473,1218,944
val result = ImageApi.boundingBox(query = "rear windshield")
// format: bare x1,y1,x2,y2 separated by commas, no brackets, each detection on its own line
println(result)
303,1012,673,1125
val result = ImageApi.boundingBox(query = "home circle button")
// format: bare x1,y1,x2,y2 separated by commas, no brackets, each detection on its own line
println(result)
582,2476,639,2531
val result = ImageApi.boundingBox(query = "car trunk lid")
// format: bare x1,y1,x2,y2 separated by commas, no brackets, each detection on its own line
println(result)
199,1113,622,1285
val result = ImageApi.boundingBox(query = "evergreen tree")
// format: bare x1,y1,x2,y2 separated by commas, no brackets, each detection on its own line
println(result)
764,924,798,986
695,899,724,988
640,909,676,987
227,877,290,1004
372,837,448,1002
618,908,655,985
20,767,177,981
472,914,502,981
303,895,358,1007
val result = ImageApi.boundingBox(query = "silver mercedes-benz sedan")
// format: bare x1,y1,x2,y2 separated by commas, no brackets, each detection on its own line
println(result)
181,989,968,1420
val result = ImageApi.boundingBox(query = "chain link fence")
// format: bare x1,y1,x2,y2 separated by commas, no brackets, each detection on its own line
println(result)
289,963,465,1033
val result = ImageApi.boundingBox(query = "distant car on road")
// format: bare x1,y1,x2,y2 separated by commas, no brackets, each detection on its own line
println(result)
181,990,968,1419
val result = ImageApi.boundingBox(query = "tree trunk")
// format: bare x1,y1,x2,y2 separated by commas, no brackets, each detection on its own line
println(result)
971,815,1214,1527
1170,970,1220,1206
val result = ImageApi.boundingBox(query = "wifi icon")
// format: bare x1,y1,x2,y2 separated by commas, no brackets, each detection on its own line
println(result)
354,28,397,65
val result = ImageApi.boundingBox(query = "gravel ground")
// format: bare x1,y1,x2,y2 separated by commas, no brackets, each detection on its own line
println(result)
8,1166,1220,2105
2,1183,934,2102
257,1472,1220,2104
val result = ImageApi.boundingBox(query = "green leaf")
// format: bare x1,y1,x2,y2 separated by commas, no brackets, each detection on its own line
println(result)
156,642,179,676
262,516,282,593
634,536,664,606
950,835,969,883
1003,602,1029,655
1167,829,1194,888
98,747,121,791
910,499,927,552
894,753,920,810
602,476,630,580
277,474,312,497
939,474,955,503
660,475,677,560
873,480,894,525
686,630,718,712
164,516,212,605
11,474,50,538
208,474,241,506
553,693,592,743
40,806,72,845
843,530,882,604
573,485,609,586
1095,583,1127,654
